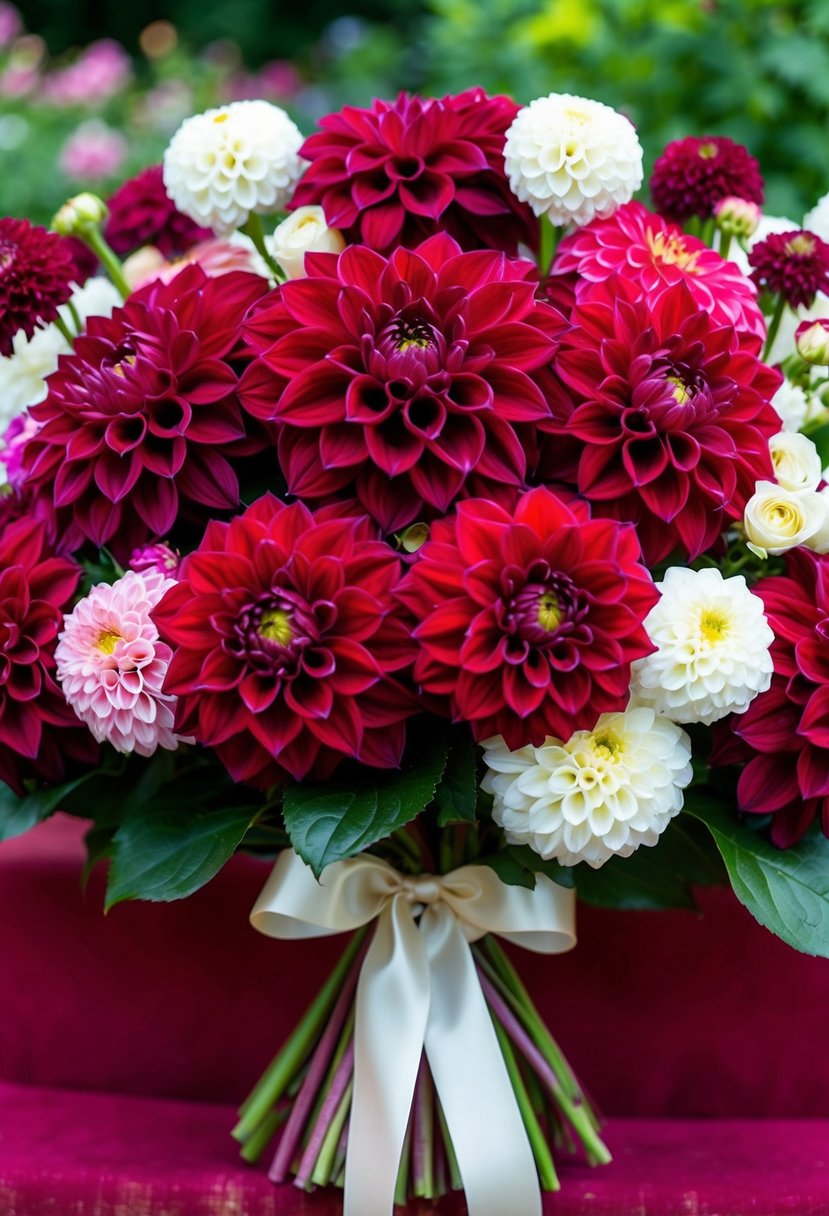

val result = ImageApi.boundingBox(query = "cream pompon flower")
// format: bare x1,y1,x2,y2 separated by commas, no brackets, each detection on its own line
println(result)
481,708,692,869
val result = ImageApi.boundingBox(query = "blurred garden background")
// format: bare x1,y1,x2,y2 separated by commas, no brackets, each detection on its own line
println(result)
2,0,829,226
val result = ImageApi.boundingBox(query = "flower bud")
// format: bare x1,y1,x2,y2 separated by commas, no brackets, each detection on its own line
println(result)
270,206,346,279
713,195,761,239
52,192,108,237
398,522,429,554
796,318,829,365
744,480,827,556
769,431,822,494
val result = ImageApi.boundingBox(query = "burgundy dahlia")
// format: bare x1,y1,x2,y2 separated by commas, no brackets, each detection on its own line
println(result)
539,276,781,563
0,217,75,356
22,265,271,558
712,550,829,847
553,201,765,344
650,136,764,224
240,233,567,533
748,229,829,310
0,516,97,793
396,487,657,748
289,89,536,255
105,165,211,258
154,495,415,787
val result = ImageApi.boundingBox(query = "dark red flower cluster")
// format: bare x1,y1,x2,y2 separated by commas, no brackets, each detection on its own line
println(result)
650,136,764,223
396,487,657,748
105,165,211,258
241,233,567,532
22,266,271,557
290,89,536,256
748,229,829,310
0,217,76,356
0,517,97,793
713,551,829,847
540,276,781,562
154,495,415,787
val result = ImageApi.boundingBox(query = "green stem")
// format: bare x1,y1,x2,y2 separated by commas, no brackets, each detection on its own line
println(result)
537,214,561,277
700,217,715,248
310,1080,353,1188
242,212,283,279
492,1016,560,1191
413,1063,435,1198
436,1100,462,1192
718,231,732,261
762,293,787,363
66,299,83,335
239,1108,286,1164
83,228,130,299
53,312,75,346
394,1119,413,1206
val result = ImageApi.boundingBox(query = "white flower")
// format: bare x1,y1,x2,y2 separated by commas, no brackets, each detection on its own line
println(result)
769,432,822,493
481,708,692,870
804,191,829,242
163,100,306,236
503,93,643,228
770,381,810,432
270,206,345,278
70,275,122,324
744,480,829,556
630,567,773,726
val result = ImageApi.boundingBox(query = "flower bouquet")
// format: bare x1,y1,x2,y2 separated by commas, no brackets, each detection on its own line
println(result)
3,83,829,1216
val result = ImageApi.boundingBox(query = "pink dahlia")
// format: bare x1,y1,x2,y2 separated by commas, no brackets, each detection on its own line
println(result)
540,276,781,562
290,89,536,255
650,135,764,223
105,165,210,258
396,487,657,748
553,201,765,345
22,265,271,557
56,568,188,757
240,233,567,532
0,516,97,793
748,229,829,310
0,217,75,357
154,495,416,787
713,551,829,847
129,541,181,578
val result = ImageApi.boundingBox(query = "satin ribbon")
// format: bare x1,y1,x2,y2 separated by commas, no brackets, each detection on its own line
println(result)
251,851,576,1216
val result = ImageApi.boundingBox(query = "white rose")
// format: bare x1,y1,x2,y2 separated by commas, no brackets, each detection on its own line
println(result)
270,206,345,279
744,480,827,556
769,432,822,493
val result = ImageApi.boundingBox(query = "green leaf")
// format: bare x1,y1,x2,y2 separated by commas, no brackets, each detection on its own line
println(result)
106,795,258,909
808,422,829,469
0,771,101,843
283,739,448,878
685,794,829,957
435,731,479,826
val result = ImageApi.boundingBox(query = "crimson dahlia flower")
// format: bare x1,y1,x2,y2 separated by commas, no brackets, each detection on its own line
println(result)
22,266,270,557
650,135,763,223
553,201,765,344
0,217,75,356
748,229,829,310
241,233,567,533
713,551,829,847
0,517,97,793
396,486,657,748
154,495,416,787
540,276,781,562
105,164,211,258
289,89,536,255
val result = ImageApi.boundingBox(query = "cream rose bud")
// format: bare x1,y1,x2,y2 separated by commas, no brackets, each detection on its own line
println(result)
270,207,345,278
796,318,829,365
769,432,822,493
744,480,827,556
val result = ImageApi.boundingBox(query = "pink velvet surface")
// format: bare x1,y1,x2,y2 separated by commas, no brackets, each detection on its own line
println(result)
1,1081,828,1216
1,814,829,1118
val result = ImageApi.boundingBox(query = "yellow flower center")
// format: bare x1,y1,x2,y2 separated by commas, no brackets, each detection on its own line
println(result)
699,607,731,644
591,732,624,763
212,112,229,124
646,228,701,273
97,631,121,654
698,142,719,160
259,608,293,646
667,375,691,404
537,592,562,632
785,233,816,257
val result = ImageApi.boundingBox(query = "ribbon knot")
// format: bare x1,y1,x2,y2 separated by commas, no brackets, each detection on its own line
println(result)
251,851,576,1216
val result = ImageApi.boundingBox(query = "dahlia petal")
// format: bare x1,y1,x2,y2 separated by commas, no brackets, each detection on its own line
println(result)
738,753,800,813
797,745,829,801
240,672,280,714
276,363,350,426
285,677,334,721
502,664,548,718
134,477,178,537
798,685,829,748
361,203,406,251
769,799,819,848
53,460,94,508
177,450,240,511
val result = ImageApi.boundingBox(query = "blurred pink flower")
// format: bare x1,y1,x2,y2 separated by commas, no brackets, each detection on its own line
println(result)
123,237,265,289
0,412,38,489
59,120,127,181
0,33,45,97
0,3,23,49
41,38,130,106
225,59,302,102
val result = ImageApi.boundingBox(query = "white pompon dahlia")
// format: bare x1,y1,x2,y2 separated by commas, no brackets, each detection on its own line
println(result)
503,93,643,227
482,708,692,869
770,380,810,433
804,192,829,242
56,569,191,757
630,567,774,726
163,100,306,236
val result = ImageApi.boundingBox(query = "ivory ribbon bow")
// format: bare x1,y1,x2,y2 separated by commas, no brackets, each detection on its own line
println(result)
251,850,576,1216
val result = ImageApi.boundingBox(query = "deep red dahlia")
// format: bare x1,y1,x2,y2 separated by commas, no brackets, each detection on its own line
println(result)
0,516,97,793
22,266,271,557
553,201,765,345
289,89,536,255
650,136,763,224
396,487,657,748
0,217,75,357
240,233,567,533
712,550,829,847
748,229,829,310
539,276,781,563
105,165,211,258
154,495,415,787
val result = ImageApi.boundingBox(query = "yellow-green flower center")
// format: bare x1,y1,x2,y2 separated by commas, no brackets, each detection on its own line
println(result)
646,229,701,273
698,142,719,160
785,233,816,257
537,592,563,632
259,608,293,646
699,607,730,643
97,631,121,654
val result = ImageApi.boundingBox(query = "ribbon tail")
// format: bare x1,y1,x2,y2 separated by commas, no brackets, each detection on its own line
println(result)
422,905,542,1216
344,895,430,1216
